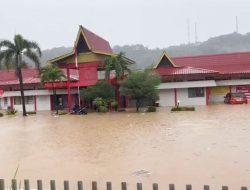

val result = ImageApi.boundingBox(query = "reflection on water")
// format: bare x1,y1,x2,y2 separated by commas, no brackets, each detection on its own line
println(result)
0,105,250,189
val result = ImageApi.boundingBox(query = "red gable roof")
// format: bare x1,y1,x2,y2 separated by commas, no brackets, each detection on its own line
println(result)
172,52,250,74
80,26,113,54
156,66,218,76
0,69,40,86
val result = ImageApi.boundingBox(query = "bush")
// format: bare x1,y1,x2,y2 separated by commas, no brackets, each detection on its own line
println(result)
147,106,156,112
99,106,108,113
6,107,18,115
171,106,195,111
94,97,107,107
0,113,4,117
58,111,68,115
27,111,36,115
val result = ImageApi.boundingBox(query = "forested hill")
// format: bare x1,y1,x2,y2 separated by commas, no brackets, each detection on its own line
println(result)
2,32,250,70
113,32,250,70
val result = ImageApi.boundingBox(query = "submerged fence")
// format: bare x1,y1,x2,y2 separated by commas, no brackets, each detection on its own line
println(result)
0,179,248,190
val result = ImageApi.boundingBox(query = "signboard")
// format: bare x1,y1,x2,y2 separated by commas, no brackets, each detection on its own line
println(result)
0,89,4,98
210,87,229,96
236,86,250,98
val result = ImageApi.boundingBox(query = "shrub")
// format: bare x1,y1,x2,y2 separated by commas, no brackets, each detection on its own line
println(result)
0,113,4,117
58,111,68,115
94,97,107,107
111,100,118,110
171,106,195,111
147,106,156,112
99,106,108,113
6,107,18,115
27,111,36,115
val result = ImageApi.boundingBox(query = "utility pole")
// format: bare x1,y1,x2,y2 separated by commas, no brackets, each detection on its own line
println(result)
195,22,198,43
187,17,190,44
235,16,239,33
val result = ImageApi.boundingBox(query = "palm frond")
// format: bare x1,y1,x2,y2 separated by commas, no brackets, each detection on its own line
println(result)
0,49,15,70
23,50,41,70
0,40,16,51
14,34,25,52
24,40,42,57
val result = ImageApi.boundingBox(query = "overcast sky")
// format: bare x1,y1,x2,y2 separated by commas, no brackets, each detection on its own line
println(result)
1,0,250,50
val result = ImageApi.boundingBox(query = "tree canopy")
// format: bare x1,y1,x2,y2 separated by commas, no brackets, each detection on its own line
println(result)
120,70,161,111
80,81,115,102
104,52,131,80
0,34,41,116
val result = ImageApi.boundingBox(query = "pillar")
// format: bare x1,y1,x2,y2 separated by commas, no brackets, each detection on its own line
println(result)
67,68,72,112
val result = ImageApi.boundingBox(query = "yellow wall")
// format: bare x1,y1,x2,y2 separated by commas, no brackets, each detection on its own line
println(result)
64,52,108,64
210,86,230,96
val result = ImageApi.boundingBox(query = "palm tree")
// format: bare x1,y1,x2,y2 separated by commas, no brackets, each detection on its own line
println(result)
0,34,41,116
40,65,64,114
105,52,131,81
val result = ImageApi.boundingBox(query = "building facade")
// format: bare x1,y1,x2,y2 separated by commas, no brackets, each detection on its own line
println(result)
0,26,134,112
155,51,250,107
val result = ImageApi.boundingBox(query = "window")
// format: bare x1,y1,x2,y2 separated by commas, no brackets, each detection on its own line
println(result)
188,88,205,98
14,97,22,105
4,97,8,106
14,96,34,105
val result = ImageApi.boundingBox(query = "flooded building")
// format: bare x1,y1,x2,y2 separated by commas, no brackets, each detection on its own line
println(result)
155,51,250,106
0,26,134,112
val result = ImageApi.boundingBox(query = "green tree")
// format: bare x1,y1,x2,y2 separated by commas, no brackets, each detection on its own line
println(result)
105,52,131,80
40,65,64,114
81,81,115,103
0,35,41,116
120,70,161,112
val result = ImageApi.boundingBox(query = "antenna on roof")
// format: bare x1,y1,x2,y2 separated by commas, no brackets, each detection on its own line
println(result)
235,16,239,33
195,22,198,43
187,17,190,44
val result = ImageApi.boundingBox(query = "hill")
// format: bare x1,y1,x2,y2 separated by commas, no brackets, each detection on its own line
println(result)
3,32,250,70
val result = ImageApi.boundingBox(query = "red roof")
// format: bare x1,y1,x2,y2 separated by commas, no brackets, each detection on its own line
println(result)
156,66,218,76
81,26,113,54
0,69,40,86
172,52,250,74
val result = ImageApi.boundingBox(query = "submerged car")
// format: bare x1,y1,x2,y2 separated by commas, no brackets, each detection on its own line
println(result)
224,92,248,104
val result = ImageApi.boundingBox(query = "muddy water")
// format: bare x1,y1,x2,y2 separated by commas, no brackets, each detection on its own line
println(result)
0,105,250,189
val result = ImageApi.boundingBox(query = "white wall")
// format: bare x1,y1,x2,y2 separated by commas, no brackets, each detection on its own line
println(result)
14,104,34,112
37,95,51,111
158,89,175,107
0,97,10,110
177,88,206,106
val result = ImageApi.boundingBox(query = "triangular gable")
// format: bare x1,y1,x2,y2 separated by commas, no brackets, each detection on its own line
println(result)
154,51,178,69
74,26,92,53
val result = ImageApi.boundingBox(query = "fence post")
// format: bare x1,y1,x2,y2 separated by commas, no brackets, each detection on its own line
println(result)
169,184,175,190
78,181,83,190
24,180,30,190
50,180,56,190
137,183,142,190
186,184,192,190
106,182,112,190
92,181,97,190
37,180,43,190
0,179,4,190
153,183,158,190
12,179,17,190
204,185,210,190
121,182,127,190
222,186,228,190
64,181,69,190
241,187,247,190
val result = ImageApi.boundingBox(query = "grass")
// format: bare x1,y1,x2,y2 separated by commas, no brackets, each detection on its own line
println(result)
171,106,195,112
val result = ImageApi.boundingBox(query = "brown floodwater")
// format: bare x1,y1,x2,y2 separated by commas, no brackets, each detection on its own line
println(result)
0,105,250,189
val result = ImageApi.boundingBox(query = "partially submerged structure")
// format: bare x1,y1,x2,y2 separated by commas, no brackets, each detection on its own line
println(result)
155,51,250,106
0,26,134,112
